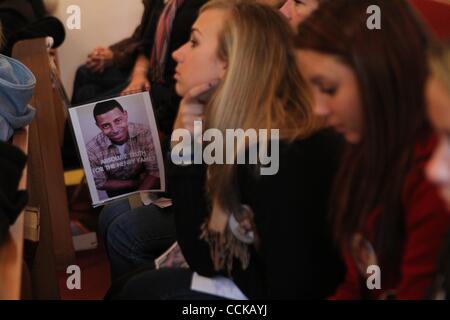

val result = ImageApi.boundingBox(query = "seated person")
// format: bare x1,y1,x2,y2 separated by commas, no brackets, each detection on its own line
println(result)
71,0,165,105
296,0,450,299
97,0,327,286
108,0,345,300
0,0,64,56
97,0,207,281
64,0,204,168
121,0,209,137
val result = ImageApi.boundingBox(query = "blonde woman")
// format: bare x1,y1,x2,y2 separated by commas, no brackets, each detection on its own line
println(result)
426,43,450,299
111,0,344,300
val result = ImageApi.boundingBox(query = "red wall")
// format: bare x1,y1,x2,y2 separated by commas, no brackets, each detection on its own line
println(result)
410,0,450,40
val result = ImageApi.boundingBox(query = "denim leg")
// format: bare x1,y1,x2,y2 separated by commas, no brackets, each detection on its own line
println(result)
99,201,176,281
98,199,131,239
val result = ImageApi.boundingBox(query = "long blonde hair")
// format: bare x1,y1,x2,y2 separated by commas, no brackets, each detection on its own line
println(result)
200,0,322,271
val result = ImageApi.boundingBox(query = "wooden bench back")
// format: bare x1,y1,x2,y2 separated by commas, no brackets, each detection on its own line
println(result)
12,38,75,299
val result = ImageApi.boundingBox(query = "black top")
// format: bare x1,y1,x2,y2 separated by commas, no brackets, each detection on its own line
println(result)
168,129,346,299
0,0,43,21
151,0,207,136
0,0,47,55
109,0,165,71
0,141,28,245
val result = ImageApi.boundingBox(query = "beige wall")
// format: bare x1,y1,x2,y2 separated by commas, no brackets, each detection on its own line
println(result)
54,0,144,98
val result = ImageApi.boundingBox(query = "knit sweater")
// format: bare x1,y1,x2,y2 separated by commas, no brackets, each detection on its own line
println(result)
168,129,346,299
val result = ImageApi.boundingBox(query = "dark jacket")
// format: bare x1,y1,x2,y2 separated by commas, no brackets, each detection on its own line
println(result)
0,141,28,245
0,0,45,21
151,0,207,137
109,0,165,71
168,129,346,299
0,0,46,55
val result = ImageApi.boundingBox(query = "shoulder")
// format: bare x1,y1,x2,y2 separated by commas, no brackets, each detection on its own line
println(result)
86,133,107,154
279,128,345,160
130,122,151,135
402,133,449,228
238,128,344,185
403,133,438,203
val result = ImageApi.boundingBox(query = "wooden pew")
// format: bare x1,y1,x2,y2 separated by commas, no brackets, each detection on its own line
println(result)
12,38,76,299
0,128,28,300
49,51,70,147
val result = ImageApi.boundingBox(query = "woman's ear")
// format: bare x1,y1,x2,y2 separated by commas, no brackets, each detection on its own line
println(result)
219,62,227,79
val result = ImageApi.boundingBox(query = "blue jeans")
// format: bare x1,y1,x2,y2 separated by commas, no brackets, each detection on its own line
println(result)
99,199,176,281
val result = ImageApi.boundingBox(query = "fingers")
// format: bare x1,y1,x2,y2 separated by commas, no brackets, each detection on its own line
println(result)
143,80,151,91
92,62,104,73
86,61,100,71
121,86,136,96
175,80,219,133
177,98,206,133
88,46,107,62
87,58,104,73
104,48,114,61
185,79,219,104
86,56,95,66
88,47,100,59
121,80,151,96
93,46,106,55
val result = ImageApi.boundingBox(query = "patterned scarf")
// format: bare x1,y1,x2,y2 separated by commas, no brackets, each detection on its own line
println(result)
200,203,260,275
149,0,185,83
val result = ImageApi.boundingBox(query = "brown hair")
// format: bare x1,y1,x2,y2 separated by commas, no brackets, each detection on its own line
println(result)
294,0,432,269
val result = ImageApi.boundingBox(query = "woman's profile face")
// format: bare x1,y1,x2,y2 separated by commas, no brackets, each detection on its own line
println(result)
297,49,363,144
280,0,319,30
172,9,227,97
426,75,450,210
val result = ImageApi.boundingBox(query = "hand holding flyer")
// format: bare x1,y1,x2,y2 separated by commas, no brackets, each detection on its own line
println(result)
68,92,165,207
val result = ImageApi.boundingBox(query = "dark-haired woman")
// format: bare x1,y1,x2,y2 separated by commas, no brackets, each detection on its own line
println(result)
425,43,450,299
296,0,450,299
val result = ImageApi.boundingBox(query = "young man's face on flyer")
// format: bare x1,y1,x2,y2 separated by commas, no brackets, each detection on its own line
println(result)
95,108,130,145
